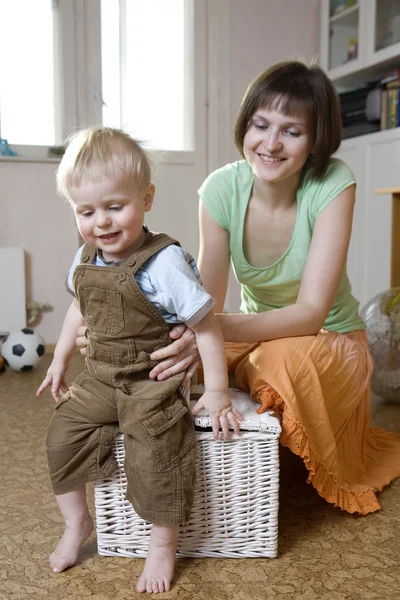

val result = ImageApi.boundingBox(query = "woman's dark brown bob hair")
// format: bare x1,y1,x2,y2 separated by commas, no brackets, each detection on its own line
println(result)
234,61,342,180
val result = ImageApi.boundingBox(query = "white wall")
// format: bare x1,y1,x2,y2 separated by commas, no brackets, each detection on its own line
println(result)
0,0,321,342
223,0,321,310
229,0,321,162
0,160,79,344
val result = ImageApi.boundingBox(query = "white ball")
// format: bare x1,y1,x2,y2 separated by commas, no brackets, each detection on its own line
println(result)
1,328,45,372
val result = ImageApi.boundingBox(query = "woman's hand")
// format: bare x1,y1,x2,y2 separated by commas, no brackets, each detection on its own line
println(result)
149,324,200,387
76,321,88,356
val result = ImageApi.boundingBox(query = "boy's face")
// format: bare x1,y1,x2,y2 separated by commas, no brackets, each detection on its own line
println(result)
70,175,154,262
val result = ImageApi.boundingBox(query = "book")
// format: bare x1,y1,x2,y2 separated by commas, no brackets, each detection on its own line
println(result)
380,69,400,85
387,89,399,129
380,89,388,131
386,80,400,90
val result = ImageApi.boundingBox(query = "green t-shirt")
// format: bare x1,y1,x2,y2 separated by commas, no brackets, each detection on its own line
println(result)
199,158,365,333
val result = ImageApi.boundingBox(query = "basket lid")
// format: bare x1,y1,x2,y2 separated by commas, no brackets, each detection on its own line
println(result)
189,385,281,434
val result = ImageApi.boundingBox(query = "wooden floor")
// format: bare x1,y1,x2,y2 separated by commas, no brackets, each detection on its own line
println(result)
1,353,399,600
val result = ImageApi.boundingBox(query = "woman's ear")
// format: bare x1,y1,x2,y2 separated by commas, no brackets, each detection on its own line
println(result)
144,183,155,212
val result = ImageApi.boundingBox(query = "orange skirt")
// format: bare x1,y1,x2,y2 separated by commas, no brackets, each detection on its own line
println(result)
224,330,400,514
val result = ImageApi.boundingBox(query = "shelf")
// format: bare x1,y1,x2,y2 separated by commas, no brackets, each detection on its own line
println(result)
375,187,400,194
330,4,359,25
340,126,400,145
322,0,400,91
330,53,400,90
0,155,61,164
328,58,365,89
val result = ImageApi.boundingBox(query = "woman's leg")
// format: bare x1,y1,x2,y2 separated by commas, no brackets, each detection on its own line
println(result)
225,332,400,514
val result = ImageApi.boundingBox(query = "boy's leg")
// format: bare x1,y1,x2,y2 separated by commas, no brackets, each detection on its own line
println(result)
49,486,94,573
46,372,119,572
136,524,179,594
118,382,196,593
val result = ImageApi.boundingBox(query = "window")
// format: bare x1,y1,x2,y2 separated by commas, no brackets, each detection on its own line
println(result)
0,0,61,146
0,0,196,156
101,0,194,151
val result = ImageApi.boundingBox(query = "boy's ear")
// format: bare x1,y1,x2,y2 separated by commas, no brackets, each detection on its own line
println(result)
144,184,155,211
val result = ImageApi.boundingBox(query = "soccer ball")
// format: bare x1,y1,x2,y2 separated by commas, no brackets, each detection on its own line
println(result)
1,328,45,372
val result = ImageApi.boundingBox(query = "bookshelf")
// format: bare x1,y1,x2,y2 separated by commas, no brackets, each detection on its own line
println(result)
320,0,400,138
320,1,400,91
320,2,400,308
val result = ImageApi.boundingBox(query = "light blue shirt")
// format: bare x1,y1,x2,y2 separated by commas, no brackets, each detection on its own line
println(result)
67,243,216,327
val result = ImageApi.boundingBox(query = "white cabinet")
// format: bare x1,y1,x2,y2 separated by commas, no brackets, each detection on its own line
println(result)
335,128,400,308
321,1,400,307
320,0,400,89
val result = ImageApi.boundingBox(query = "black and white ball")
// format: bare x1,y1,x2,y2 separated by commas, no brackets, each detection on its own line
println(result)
1,328,45,372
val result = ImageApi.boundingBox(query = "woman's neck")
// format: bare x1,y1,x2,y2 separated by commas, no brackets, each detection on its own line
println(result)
252,172,301,209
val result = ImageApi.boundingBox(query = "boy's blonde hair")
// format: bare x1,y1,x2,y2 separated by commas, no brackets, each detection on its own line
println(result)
57,127,152,202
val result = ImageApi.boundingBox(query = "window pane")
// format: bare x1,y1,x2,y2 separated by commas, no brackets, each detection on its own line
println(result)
101,0,121,129
0,0,59,146
101,0,194,151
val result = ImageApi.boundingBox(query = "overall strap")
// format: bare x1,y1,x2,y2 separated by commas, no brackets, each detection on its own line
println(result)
119,229,180,274
80,243,97,264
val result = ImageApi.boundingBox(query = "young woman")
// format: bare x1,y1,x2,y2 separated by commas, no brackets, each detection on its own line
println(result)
78,61,400,514
145,62,400,514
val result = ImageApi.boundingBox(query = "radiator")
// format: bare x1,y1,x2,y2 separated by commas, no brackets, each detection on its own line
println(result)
0,248,26,335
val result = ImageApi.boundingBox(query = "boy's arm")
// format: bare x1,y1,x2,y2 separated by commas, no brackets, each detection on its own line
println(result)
190,311,243,439
36,299,83,402
53,299,83,363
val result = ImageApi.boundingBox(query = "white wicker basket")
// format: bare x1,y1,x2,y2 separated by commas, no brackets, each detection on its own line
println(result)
95,388,281,558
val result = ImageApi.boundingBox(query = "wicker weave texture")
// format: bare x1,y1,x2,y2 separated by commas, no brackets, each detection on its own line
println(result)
95,427,280,558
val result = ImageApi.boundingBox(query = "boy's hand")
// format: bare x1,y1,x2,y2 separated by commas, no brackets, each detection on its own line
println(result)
36,358,69,403
191,391,244,440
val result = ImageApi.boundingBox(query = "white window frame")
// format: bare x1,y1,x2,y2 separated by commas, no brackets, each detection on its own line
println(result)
0,0,102,162
1,0,206,166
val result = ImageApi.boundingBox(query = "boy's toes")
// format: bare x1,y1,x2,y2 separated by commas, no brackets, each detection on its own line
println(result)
147,578,158,593
136,575,147,593
137,575,170,594
49,552,75,573
155,578,166,593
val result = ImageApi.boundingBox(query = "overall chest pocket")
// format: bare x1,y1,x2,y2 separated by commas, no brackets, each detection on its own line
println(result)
81,287,125,336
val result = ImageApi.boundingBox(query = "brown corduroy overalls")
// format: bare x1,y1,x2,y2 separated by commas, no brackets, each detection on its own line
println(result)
46,230,196,526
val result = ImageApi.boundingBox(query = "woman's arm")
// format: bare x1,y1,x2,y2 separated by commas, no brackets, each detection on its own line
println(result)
149,182,355,374
149,201,231,381
215,185,356,342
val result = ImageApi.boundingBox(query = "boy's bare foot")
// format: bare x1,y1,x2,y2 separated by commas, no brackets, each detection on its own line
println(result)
49,515,94,573
136,524,179,593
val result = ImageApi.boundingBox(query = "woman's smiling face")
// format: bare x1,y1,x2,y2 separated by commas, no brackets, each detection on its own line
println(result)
243,107,313,185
